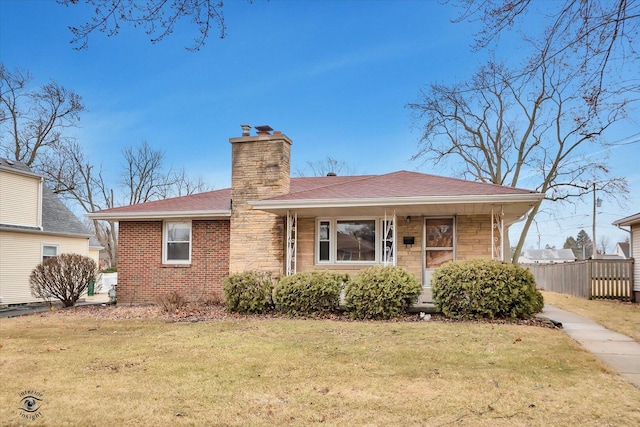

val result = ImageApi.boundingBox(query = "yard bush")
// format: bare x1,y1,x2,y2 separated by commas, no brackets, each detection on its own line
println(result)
345,266,422,320
223,271,274,314
274,271,347,317
431,259,544,320
156,290,187,313
29,253,97,307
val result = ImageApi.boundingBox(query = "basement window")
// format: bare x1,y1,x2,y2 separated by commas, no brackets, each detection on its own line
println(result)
163,221,192,264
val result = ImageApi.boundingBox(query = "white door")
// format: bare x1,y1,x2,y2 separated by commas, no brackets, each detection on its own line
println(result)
419,217,455,303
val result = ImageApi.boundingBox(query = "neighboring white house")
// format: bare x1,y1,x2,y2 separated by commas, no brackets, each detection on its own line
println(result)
0,158,93,306
613,241,630,259
518,248,576,264
612,213,640,302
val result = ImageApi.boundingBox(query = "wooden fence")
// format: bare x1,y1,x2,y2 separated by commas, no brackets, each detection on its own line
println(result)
524,259,635,301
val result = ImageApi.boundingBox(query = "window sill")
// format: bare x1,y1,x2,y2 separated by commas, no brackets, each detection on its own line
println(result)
161,263,191,268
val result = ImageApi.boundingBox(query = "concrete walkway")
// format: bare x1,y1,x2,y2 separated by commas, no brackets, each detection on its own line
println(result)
541,304,640,389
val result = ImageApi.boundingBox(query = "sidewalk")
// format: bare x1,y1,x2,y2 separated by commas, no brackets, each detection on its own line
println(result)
540,304,640,389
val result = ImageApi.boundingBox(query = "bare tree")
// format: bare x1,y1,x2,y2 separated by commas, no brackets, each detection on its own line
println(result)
450,0,640,111
409,58,628,262
598,235,611,255
43,139,212,267
0,63,84,172
295,156,357,177
58,0,229,51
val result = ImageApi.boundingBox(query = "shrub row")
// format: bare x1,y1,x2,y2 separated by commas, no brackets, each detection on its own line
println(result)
223,266,422,320
222,259,543,321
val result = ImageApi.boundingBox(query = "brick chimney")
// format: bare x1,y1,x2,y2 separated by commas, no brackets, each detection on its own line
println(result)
228,125,292,275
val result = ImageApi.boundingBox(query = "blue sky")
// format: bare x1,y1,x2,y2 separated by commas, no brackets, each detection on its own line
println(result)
1,0,638,252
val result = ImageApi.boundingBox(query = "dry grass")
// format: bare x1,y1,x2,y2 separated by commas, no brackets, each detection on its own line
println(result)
1,307,639,426
542,291,640,342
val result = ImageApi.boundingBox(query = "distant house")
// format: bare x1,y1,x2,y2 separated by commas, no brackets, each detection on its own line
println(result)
613,241,630,259
518,248,576,264
0,158,93,306
89,125,544,306
612,213,640,301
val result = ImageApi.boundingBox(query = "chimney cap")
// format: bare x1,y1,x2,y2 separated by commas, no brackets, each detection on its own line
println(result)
255,125,273,135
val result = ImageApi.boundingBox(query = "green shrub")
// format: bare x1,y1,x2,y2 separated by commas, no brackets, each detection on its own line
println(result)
345,266,422,320
223,271,274,314
274,271,347,317
431,259,544,320
29,253,97,307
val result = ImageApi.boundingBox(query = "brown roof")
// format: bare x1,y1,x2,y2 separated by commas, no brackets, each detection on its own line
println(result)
89,171,540,220
271,171,536,201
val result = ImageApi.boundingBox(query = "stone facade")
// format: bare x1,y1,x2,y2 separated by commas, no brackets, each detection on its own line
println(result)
294,214,493,284
118,220,229,304
228,131,292,276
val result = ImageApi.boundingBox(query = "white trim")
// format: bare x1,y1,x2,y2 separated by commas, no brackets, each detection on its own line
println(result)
42,243,59,261
252,193,544,210
162,221,192,264
315,217,389,265
87,210,230,221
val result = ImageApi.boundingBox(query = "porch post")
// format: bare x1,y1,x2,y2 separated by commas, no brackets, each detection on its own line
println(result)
286,210,297,275
491,205,504,261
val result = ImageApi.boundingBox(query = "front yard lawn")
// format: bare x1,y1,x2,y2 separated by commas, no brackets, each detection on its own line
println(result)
1,306,639,426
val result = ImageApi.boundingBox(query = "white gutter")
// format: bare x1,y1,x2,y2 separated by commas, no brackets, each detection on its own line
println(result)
86,210,231,221
250,193,544,210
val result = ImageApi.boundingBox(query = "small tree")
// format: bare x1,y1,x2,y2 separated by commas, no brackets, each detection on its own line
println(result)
29,253,97,307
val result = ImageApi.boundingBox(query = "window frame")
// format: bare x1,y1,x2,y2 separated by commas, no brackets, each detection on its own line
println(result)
316,218,381,265
42,244,59,262
163,221,192,264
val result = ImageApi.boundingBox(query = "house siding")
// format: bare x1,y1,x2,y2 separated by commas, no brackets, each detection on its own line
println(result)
0,231,89,305
632,225,640,299
0,169,40,228
456,215,493,260
117,220,230,304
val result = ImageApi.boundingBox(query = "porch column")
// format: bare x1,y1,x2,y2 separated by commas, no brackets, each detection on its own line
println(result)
491,205,504,261
286,210,297,275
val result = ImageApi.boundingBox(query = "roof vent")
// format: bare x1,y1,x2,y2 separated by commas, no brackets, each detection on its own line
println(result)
255,125,273,136
326,172,337,177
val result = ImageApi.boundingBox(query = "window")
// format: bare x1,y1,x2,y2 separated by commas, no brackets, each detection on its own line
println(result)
425,218,454,268
318,221,331,262
164,221,191,263
42,244,58,262
317,219,381,264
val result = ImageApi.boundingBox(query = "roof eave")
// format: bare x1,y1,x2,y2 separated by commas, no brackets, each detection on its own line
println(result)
86,210,232,221
250,193,544,211
612,212,640,227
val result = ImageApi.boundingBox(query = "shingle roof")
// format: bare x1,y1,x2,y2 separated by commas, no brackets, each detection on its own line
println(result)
90,170,542,220
269,171,537,201
42,185,92,236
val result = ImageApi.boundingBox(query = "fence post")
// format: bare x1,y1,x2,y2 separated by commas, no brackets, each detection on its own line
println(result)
587,260,593,300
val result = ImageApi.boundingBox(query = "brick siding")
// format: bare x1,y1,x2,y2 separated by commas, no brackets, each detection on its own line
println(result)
118,220,230,304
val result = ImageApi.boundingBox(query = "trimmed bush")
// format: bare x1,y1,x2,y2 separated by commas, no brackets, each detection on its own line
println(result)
223,271,274,314
345,266,422,320
431,259,544,320
29,253,97,307
274,271,347,317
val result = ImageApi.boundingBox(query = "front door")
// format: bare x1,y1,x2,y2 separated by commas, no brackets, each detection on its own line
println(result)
419,217,455,303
